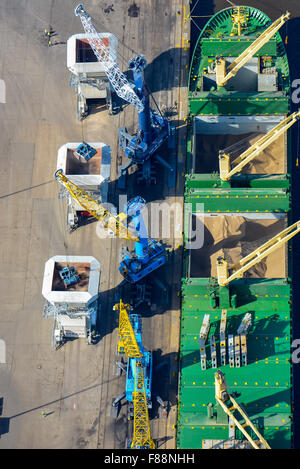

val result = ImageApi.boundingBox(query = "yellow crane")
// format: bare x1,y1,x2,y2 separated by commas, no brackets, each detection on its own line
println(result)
215,370,271,449
55,169,139,242
132,361,155,449
217,220,300,286
114,299,142,358
113,300,155,449
219,111,300,181
215,11,290,87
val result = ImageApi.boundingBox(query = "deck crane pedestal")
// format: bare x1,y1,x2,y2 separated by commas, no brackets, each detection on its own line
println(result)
55,170,167,284
214,370,271,449
75,4,173,187
219,111,300,181
112,300,155,449
215,11,290,88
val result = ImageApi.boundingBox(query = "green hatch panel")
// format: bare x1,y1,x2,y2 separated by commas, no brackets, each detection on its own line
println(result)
189,92,290,116
201,37,277,57
177,278,292,449
184,187,290,214
185,174,290,189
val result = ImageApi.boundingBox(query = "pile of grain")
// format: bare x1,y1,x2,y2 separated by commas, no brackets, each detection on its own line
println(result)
190,215,286,278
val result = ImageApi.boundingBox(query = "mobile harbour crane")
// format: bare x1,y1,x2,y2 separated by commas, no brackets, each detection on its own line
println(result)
75,4,174,187
55,170,167,284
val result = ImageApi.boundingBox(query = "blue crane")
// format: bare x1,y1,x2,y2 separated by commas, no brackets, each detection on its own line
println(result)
119,196,167,284
118,55,171,185
75,4,174,186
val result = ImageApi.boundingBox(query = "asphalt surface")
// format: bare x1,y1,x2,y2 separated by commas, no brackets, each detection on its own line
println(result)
0,0,188,449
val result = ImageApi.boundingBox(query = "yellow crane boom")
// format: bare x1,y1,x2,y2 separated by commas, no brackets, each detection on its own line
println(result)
215,370,271,449
216,11,290,87
219,111,300,181
131,361,156,449
113,300,155,449
113,300,142,358
217,220,300,286
55,170,139,242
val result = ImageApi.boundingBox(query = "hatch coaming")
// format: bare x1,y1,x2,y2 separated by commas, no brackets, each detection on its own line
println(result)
189,115,289,177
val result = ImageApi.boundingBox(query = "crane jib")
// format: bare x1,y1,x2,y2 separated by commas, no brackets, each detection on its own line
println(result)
75,4,144,112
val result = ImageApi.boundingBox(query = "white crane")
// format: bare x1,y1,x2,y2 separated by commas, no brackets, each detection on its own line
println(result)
74,4,144,113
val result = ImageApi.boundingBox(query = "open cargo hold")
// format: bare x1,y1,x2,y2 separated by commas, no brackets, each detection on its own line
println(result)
188,214,287,279
191,116,288,175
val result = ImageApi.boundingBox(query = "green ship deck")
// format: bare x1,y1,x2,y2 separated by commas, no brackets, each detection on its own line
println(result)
177,5,293,449
186,5,292,187
189,6,290,116
177,278,292,449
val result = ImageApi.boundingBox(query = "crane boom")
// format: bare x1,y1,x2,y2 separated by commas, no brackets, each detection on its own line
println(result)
217,220,300,286
131,361,155,449
113,300,142,358
216,11,290,87
55,170,139,242
75,4,144,112
219,111,300,181
113,300,155,449
215,370,271,449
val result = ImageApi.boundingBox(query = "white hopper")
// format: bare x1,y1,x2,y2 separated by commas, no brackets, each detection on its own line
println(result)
67,33,118,77
42,255,101,307
57,142,111,192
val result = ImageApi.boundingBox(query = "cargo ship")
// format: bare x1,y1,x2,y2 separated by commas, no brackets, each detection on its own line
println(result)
177,6,295,449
